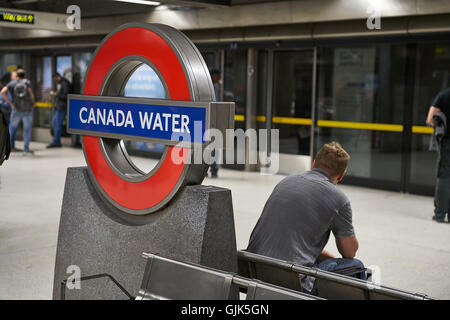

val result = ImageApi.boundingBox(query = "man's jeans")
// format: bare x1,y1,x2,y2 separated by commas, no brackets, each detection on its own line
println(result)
303,258,366,296
9,110,33,152
52,109,66,145
434,138,450,220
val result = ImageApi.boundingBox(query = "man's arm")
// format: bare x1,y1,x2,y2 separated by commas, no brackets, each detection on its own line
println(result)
426,106,440,126
0,87,13,109
28,87,35,104
335,235,359,259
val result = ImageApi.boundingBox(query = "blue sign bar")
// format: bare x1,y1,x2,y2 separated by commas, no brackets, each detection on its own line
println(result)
67,95,207,144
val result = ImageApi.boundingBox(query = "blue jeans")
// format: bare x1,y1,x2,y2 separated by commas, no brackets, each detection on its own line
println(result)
210,149,219,177
52,109,66,145
9,110,33,152
304,258,366,295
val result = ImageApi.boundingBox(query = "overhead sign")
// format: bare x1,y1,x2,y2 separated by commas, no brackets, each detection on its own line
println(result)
0,7,72,32
68,95,209,145
0,10,34,24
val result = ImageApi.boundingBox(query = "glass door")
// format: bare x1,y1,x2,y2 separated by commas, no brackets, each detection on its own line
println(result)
314,44,407,189
406,42,450,195
263,49,315,174
272,49,314,156
31,55,53,128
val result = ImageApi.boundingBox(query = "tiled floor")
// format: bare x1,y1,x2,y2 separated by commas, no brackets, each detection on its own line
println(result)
0,141,449,299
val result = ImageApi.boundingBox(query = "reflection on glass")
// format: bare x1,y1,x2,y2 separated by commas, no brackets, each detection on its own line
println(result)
72,52,92,94
122,64,166,173
273,50,313,155
124,64,165,98
201,52,217,72
56,56,72,83
410,43,450,187
224,49,247,128
315,45,405,182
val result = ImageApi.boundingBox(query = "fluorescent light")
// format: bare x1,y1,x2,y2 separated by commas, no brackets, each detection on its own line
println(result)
113,0,160,6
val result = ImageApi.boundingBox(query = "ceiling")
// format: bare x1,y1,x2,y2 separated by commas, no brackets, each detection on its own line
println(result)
0,0,288,18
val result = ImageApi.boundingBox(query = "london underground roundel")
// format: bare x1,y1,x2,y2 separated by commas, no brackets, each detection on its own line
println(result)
67,23,234,216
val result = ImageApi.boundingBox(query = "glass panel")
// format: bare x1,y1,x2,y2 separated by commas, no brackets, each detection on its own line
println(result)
257,50,268,130
201,52,217,71
33,56,53,128
0,53,22,75
410,43,450,186
122,64,166,173
315,45,406,182
224,49,247,129
273,50,313,155
72,52,93,94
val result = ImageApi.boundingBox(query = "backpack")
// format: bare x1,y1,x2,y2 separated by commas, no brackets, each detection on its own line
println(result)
0,110,11,166
12,79,30,111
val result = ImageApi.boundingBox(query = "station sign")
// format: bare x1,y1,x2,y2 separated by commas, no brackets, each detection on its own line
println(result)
67,95,209,145
73,23,234,217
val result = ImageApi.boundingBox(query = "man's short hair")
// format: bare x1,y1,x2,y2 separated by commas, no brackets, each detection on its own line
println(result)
314,142,350,178
16,69,25,79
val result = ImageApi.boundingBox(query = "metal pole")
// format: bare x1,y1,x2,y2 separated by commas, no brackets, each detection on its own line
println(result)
309,46,318,162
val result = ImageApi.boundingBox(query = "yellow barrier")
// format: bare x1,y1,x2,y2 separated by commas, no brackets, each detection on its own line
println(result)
317,120,403,132
412,125,434,134
173,113,433,135
35,102,52,108
272,117,312,125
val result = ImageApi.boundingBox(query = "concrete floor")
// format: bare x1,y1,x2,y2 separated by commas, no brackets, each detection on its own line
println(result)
0,141,449,299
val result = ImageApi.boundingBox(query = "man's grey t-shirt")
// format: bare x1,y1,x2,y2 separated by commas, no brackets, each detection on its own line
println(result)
247,168,355,267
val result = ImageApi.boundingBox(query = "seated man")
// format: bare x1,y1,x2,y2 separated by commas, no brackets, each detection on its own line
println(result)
246,141,365,295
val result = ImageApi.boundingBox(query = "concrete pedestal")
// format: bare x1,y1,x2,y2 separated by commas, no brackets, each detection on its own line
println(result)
52,167,237,300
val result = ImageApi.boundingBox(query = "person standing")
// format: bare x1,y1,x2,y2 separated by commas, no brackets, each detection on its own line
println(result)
47,73,71,148
209,69,221,178
0,69,35,155
426,87,450,223
247,142,365,295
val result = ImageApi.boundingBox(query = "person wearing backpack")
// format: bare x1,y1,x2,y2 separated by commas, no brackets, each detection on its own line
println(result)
0,69,35,155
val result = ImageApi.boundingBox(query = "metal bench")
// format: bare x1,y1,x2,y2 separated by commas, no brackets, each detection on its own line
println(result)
237,250,434,300
136,252,322,300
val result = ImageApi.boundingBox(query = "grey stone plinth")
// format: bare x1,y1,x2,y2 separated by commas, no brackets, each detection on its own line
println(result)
52,167,237,300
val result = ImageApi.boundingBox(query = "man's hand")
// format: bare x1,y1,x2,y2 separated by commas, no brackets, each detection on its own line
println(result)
318,249,336,261
426,106,440,127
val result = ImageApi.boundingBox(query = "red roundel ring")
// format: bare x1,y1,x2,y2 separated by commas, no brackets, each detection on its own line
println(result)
81,23,214,216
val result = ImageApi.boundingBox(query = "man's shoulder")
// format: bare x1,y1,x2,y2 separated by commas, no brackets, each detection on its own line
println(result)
7,80,17,89
436,88,450,101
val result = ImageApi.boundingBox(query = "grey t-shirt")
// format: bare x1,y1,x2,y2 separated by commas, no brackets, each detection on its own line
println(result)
247,168,355,267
